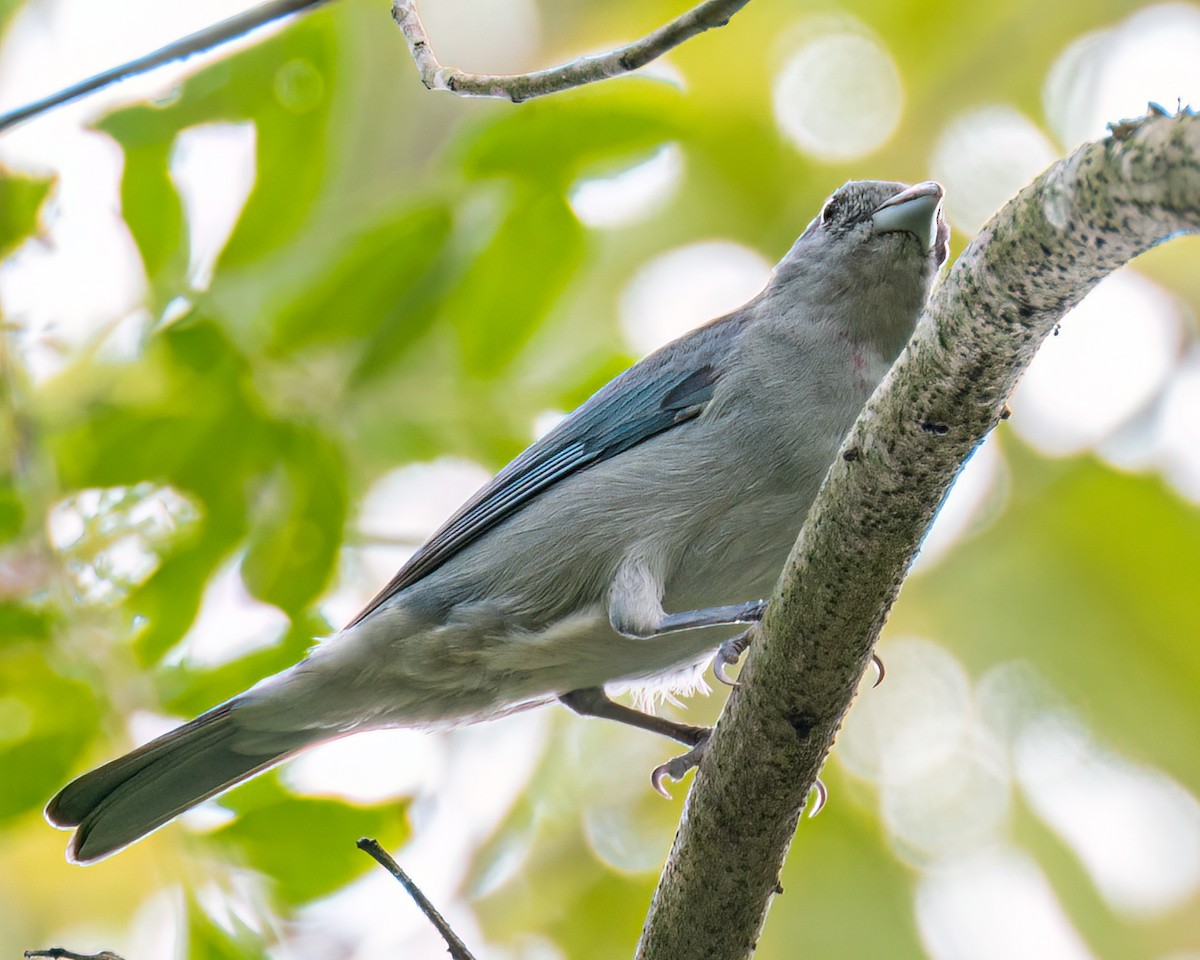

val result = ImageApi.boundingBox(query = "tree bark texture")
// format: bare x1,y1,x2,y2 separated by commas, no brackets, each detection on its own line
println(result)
637,108,1200,960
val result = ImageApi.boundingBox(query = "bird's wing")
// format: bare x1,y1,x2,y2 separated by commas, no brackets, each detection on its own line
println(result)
346,313,748,627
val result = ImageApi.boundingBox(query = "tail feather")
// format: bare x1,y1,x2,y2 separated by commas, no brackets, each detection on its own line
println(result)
47,700,315,863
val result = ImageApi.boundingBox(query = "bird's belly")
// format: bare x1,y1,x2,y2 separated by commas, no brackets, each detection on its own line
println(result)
663,486,813,613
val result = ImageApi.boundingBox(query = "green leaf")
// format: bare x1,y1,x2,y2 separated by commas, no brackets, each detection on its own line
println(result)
95,7,339,302
157,613,323,718
0,168,52,261
269,200,454,360
104,131,187,301
0,478,24,542
0,600,52,644
445,187,585,377
241,425,346,613
460,81,683,188
46,316,276,663
129,541,238,666
186,893,268,960
217,15,337,269
0,650,99,820
215,774,410,905
546,870,656,957
0,0,24,35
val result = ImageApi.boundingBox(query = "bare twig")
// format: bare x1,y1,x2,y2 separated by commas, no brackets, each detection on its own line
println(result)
391,0,753,102
0,0,751,132
357,837,479,960
636,109,1200,958
25,950,126,960
0,0,334,134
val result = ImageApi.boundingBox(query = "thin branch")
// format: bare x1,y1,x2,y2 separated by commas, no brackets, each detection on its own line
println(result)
25,950,126,960
357,837,479,960
391,0,753,102
636,109,1200,959
0,0,334,134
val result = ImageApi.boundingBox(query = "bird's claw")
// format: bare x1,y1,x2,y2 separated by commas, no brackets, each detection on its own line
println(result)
807,777,828,818
713,628,753,686
871,652,885,687
651,736,709,798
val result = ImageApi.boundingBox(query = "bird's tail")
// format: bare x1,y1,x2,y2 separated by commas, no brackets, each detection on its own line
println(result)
46,699,322,863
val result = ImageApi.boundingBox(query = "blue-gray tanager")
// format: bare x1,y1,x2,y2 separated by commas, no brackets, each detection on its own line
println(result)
48,179,948,862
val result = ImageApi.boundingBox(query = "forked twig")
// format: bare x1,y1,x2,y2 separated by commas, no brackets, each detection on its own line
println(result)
392,0,753,102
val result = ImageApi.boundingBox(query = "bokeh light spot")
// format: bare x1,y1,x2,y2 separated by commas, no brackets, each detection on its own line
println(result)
1010,271,1183,456
929,105,1059,234
169,122,257,291
618,241,771,354
358,458,491,544
917,848,1096,960
914,435,1007,572
1045,3,1200,148
569,144,684,229
274,57,324,113
772,23,903,162
1016,713,1200,917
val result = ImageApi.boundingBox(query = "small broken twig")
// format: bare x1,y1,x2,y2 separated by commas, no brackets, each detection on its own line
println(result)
357,837,479,960
25,950,126,960
391,0,753,102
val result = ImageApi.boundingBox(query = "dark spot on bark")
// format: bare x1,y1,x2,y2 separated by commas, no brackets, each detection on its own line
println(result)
788,711,820,738
921,420,950,435
843,447,860,462
775,882,785,896
1000,405,1012,420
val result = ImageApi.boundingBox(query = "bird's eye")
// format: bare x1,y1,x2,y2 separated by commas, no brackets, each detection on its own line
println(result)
820,196,842,225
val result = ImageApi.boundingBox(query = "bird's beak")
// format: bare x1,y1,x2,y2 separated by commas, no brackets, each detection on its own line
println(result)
871,181,945,252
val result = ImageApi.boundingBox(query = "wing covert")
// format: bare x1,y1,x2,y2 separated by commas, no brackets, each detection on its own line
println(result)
347,314,746,628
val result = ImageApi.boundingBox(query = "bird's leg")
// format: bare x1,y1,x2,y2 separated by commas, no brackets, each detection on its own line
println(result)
594,560,773,793
607,557,766,639
559,687,708,746
654,599,767,634
559,688,713,799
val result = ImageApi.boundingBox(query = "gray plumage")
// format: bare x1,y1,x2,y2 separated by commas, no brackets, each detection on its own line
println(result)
47,179,949,863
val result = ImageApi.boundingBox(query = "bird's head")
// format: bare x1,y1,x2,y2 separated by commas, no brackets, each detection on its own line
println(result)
769,179,950,358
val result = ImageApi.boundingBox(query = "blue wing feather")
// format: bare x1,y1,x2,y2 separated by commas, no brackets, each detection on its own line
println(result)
346,314,746,628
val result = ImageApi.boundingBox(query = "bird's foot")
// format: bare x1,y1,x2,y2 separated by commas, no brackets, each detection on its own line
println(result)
651,734,710,798
713,628,754,686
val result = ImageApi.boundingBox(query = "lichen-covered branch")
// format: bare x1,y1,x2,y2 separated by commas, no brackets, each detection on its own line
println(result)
391,0,752,102
636,109,1200,960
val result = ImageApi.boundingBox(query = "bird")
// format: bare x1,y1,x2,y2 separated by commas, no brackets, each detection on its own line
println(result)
47,178,949,863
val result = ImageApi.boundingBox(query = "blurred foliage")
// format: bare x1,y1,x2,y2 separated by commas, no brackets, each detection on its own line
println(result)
214,773,411,905
901,441,1200,793
0,167,50,261
0,0,1197,957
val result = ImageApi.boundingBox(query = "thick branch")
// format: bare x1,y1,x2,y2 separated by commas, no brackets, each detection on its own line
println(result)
637,110,1200,959
391,0,752,102
0,0,332,134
